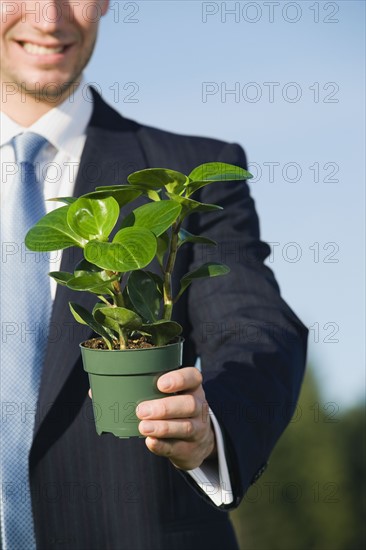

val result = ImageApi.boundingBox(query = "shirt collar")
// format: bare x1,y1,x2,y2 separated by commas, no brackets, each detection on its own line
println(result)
0,112,21,147
0,76,93,157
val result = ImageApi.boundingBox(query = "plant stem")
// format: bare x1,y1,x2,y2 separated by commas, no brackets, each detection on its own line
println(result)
107,271,127,348
115,292,125,308
163,221,180,320
97,295,112,306
106,271,125,307
118,327,127,349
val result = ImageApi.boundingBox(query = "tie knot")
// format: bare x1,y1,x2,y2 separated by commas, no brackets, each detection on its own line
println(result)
12,132,48,165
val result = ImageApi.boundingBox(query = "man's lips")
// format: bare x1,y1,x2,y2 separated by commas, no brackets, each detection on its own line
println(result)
17,41,71,55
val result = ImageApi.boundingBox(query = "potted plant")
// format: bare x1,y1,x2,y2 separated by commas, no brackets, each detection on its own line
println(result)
25,162,252,437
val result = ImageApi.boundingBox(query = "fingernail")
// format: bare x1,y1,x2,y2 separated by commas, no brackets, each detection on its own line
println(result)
140,421,154,434
159,376,172,390
137,403,152,417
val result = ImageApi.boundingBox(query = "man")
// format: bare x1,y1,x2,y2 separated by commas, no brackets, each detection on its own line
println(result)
0,1,307,548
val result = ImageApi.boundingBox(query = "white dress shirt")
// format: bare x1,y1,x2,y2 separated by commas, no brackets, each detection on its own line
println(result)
0,79,233,506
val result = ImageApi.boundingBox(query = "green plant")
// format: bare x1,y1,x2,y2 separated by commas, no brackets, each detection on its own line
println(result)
26,162,252,350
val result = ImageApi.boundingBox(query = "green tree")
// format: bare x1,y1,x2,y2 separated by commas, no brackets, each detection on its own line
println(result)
231,368,365,550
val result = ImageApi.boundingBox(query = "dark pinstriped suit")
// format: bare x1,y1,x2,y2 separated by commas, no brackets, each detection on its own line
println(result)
29,92,307,549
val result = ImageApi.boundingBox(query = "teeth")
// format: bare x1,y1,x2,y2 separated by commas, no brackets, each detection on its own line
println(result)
22,42,64,55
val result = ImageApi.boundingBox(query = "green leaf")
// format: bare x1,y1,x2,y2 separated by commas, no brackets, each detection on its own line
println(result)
127,271,162,323
176,262,230,301
25,206,85,252
67,196,119,241
188,162,252,182
47,196,77,204
94,307,142,333
66,272,117,295
128,168,189,193
118,201,181,237
165,192,222,219
92,303,116,339
84,228,156,272
48,271,73,286
141,320,182,347
178,228,217,248
69,302,114,348
92,302,111,314
186,163,252,196
95,183,160,202
121,286,134,311
141,188,161,202
84,186,142,208
74,259,102,273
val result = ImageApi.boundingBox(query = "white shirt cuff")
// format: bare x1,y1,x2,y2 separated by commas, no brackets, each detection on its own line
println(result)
186,407,234,506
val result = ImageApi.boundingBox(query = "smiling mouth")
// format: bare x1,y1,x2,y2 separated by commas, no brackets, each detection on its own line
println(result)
19,42,68,55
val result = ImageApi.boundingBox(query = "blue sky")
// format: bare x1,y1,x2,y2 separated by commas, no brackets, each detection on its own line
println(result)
85,1,365,410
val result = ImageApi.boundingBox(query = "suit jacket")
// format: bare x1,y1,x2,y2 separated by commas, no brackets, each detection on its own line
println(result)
29,92,308,549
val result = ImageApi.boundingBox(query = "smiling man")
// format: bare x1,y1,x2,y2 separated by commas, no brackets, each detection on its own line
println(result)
0,0,107,123
0,1,307,549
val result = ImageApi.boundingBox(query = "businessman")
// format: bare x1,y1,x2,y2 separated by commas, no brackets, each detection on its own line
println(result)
0,1,307,548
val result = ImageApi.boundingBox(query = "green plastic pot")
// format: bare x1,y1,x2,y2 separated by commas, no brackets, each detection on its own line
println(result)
80,339,183,438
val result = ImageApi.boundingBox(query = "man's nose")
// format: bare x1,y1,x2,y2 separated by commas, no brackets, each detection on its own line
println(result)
25,0,67,34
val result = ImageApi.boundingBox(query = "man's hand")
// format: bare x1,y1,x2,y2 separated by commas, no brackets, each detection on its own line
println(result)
135,367,217,470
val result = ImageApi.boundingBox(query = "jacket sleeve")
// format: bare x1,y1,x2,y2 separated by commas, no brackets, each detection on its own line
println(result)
184,142,308,509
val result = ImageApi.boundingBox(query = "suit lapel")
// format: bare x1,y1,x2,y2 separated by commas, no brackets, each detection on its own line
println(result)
35,95,148,436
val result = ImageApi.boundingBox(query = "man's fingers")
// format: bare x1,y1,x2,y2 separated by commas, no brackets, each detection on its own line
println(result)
139,418,197,440
157,366,202,393
136,393,202,420
144,436,189,463
143,434,214,470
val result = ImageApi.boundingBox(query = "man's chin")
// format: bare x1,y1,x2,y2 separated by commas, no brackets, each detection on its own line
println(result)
17,75,82,104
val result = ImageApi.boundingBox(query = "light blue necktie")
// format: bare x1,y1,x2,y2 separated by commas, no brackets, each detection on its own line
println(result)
0,133,52,549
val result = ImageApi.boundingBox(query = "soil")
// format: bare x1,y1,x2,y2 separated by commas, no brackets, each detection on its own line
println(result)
83,336,155,350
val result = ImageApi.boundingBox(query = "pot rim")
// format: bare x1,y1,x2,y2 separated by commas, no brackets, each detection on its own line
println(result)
79,336,184,353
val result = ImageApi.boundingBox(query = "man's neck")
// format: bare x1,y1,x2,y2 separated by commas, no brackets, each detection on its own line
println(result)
0,81,81,127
